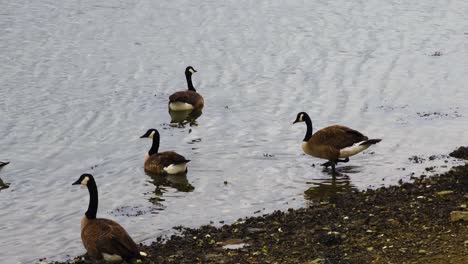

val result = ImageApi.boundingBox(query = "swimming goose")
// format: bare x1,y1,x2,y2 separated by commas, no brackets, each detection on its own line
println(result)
293,112,381,173
72,174,146,263
140,128,190,175
0,161,9,168
168,66,204,111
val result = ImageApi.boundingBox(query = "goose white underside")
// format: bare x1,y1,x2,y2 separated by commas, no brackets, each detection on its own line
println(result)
102,253,123,262
163,163,188,174
339,141,370,158
169,102,194,111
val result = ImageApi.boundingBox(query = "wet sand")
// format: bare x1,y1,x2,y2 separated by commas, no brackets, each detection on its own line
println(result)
50,148,467,264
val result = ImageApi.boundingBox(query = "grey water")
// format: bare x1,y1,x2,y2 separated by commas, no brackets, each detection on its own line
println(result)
1,0,467,263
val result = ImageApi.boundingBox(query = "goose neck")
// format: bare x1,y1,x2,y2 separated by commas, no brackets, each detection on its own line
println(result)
85,178,98,219
185,73,196,91
303,116,313,142
149,135,160,156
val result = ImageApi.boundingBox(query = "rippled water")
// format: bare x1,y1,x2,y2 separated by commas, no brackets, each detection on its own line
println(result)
1,0,467,263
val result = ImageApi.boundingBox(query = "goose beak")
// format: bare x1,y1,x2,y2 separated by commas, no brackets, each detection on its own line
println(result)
72,179,81,185
293,120,298,124
140,135,146,138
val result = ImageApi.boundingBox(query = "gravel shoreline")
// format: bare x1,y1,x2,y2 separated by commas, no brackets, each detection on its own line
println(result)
50,149,467,264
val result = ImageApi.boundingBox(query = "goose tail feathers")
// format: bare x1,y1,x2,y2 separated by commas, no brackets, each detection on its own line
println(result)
359,139,382,146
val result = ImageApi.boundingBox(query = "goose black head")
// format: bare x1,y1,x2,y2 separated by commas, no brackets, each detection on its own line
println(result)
140,128,159,139
293,112,309,124
185,66,197,75
72,173,93,186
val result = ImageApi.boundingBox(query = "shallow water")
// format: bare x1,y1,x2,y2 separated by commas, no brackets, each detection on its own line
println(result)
1,0,467,263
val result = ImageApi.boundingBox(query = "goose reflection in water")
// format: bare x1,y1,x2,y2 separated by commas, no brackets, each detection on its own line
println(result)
304,172,357,202
169,109,202,126
0,178,9,191
145,171,194,205
0,161,10,191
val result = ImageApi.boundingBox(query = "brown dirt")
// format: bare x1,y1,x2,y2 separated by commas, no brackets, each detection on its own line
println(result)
50,153,468,264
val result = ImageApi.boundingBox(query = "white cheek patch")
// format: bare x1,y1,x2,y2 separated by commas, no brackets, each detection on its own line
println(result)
149,131,155,138
299,114,304,122
189,68,196,74
81,176,89,185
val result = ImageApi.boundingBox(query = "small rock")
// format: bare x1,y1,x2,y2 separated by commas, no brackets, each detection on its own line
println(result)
318,231,342,246
418,249,427,254
450,211,468,222
307,258,325,264
435,190,454,196
449,146,468,159
367,247,374,252
246,227,265,234
204,253,222,260
387,219,400,227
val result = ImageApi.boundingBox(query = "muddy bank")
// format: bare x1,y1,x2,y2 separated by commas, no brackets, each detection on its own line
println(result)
51,155,467,264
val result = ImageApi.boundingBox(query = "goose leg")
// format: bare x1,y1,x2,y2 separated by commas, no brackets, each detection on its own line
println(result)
331,162,336,174
321,158,348,168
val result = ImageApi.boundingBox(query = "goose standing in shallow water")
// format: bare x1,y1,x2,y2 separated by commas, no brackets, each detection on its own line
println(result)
140,128,190,175
293,112,381,173
72,174,146,263
168,66,204,111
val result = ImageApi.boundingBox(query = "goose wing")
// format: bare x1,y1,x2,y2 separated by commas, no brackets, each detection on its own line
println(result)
83,219,139,260
311,125,368,149
169,91,202,105
151,151,190,167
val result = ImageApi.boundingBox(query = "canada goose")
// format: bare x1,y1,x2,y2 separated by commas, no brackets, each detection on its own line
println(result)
72,174,146,263
168,66,204,111
293,112,381,173
140,128,190,175
0,161,9,168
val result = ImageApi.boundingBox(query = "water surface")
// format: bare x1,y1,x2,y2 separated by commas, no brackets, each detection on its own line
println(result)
1,0,467,263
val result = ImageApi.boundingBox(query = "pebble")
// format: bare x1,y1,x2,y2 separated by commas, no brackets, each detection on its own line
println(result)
435,190,454,196
449,211,468,222
307,258,325,264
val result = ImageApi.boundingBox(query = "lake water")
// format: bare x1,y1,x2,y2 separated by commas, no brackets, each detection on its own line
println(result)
1,0,467,263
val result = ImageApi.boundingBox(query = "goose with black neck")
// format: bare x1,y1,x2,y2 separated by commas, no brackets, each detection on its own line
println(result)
140,128,190,175
72,174,146,263
293,112,381,174
168,66,204,112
